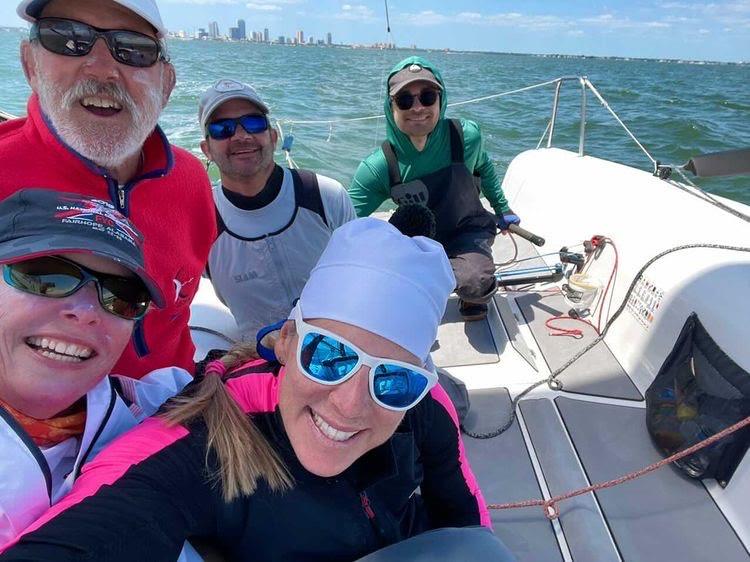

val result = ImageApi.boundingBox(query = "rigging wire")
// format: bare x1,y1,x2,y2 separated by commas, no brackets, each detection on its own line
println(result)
583,78,658,170
667,166,750,223
277,78,562,126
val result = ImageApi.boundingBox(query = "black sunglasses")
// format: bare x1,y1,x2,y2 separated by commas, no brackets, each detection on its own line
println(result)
207,114,269,140
30,17,167,68
3,256,151,320
392,89,440,111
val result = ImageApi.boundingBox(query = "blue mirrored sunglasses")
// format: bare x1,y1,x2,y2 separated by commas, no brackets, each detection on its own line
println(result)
292,306,437,411
206,114,269,140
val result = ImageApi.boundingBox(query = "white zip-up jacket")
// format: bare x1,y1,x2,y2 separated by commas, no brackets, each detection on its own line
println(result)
0,367,190,545
207,167,356,342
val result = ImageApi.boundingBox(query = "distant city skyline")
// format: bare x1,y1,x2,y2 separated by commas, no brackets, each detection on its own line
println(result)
192,20,335,46
1,1,748,62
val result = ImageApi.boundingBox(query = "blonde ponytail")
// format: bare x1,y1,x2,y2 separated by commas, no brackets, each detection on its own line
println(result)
163,343,292,501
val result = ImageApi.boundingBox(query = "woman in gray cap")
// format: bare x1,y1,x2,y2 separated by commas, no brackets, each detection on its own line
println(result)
0,189,194,555
3,218,516,562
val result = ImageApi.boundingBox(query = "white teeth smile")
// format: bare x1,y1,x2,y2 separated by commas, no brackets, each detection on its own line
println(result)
26,337,94,363
311,410,360,442
81,96,122,110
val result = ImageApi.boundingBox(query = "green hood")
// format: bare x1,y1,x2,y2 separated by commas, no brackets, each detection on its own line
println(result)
384,56,449,159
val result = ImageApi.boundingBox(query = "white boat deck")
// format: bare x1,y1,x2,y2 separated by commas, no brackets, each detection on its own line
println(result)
446,233,748,562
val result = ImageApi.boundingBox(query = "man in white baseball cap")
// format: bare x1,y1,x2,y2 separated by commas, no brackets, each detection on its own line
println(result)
0,0,218,380
198,79,356,345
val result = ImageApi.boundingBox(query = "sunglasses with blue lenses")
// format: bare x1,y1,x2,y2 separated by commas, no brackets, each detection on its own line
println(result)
292,306,438,411
2,256,150,320
207,114,269,140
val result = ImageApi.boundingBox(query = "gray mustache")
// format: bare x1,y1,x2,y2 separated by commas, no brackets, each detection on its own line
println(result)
62,80,135,112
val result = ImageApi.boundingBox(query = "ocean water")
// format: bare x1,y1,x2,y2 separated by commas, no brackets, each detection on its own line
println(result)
1,29,748,204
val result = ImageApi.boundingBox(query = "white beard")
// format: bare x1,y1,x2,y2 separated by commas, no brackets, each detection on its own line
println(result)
34,59,164,170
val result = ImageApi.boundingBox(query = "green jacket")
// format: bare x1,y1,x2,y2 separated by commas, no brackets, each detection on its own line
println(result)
348,56,510,217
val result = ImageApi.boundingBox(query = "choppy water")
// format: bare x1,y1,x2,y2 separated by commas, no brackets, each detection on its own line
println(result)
1,29,748,204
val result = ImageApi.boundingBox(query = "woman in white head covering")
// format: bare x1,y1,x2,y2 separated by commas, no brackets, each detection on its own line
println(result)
3,219,514,562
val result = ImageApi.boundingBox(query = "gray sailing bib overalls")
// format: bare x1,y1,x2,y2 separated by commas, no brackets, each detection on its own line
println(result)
382,119,498,303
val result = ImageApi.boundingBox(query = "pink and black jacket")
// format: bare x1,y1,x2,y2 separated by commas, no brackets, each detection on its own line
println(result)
1,360,489,562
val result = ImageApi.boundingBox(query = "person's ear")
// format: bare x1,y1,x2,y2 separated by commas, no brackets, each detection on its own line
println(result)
200,138,211,160
274,320,295,365
269,125,278,149
20,41,38,90
161,63,176,107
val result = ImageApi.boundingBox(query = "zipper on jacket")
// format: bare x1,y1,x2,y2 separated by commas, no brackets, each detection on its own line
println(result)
75,385,118,479
360,492,376,520
104,175,128,215
133,318,149,357
117,184,126,209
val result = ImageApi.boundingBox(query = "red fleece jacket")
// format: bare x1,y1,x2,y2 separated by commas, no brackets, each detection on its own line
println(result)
0,95,217,378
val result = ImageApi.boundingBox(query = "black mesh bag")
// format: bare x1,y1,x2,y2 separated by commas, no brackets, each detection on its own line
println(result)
645,313,750,485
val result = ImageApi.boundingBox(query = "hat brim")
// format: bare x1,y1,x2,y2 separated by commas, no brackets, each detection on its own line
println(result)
201,94,270,133
0,234,165,309
389,76,443,96
17,0,167,38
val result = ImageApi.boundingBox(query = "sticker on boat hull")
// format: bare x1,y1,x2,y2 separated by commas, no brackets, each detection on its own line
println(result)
627,276,664,329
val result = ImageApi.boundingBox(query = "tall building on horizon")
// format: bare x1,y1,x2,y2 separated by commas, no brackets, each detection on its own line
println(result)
326,32,332,45
264,28,269,43
237,19,246,40
295,30,304,44
208,21,219,39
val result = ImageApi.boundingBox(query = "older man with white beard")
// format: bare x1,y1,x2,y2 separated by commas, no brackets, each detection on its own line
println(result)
0,0,217,379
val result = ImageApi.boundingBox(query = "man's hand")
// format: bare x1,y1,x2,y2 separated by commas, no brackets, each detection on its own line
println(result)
496,211,521,231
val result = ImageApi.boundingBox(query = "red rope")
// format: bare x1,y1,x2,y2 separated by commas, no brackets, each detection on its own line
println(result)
487,413,750,520
596,238,619,332
545,316,600,339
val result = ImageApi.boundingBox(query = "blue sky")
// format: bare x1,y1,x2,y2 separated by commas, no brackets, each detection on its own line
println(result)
2,1,749,62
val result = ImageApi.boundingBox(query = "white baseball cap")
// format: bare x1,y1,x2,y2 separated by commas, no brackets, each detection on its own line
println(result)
17,0,167,38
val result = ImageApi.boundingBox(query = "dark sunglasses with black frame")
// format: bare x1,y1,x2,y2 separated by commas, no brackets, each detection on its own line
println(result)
30,17,168,68
391,89,440,111
206,114,270,140
2,256,151,321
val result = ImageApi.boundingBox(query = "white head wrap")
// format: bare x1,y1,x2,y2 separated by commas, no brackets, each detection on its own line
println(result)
298,218,455,363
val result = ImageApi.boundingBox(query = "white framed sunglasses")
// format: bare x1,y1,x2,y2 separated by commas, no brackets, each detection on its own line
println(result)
292,305,438,411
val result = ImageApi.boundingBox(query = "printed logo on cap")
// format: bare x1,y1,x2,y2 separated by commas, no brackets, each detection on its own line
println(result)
214,79,245,93
408,64,423,73
54,197,142,248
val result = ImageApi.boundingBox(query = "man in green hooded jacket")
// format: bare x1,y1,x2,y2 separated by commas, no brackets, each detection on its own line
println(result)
349,56,520,321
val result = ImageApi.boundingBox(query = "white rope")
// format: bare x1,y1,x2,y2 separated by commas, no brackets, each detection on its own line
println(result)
275,118,299,169
277,77,565,127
